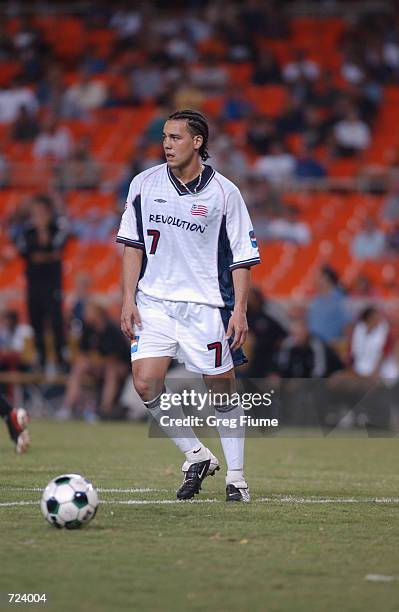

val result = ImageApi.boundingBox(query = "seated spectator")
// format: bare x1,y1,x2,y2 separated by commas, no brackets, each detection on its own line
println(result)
381,181,399,224
307,266,352,345
0,146,10,189
333,109,371,157
246,114,278,155
254,141,295,185
79,45,108,75
277,97,305,135
61,301,130,420
36,63,65,116
71,208,116,243
191,54,229,94
277,318,343,378
130,60,167,104
0,76,38,123
33,115,73,161
351,217,386,260
56,136,101,191
302,106,329,148
265,205,311,245
386,222,399,253
282,50,320,83
11,104,39,141
221,85,254,121
246,287,287,377
350,306,391,378
211,139,249,181
63,70,107,118
295,143,326,180
252,49,281,85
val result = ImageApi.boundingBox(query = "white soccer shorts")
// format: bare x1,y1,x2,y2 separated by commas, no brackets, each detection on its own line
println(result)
130,291,243,375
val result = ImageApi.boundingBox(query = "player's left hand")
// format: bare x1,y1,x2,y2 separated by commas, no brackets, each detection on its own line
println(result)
226,309,248,351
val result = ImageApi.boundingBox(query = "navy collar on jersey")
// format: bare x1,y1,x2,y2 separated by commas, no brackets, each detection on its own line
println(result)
167,163,215,196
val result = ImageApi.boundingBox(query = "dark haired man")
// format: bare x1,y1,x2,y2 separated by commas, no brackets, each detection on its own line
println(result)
13,194,69,372
117,110,261,502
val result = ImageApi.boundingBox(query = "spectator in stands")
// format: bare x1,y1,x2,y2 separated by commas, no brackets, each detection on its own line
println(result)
246,114,278,155
71,207,116,243
69,272,91,332
61,300,130,421
351,217,386,260
0,309,33,372
0,146,10,189
12,194,69,372
333,108,371,157
33,115,73,161
307,265,352,345
295,142,326,180
221,84,254,121
56,136,101,191
265,205,311,245
129,60,166,104
0,76,38,123
386,222,399,253
277,318,343,378
252,49,281,85
246,287,287,377
282,50,320,83
36,64,65,116
11,104,39,141
277,97,305,135
211,135,249,182
0,23,14,60
254,140,295,185
63,70,107,118
350,306,391,378
302,106,329,148
79,45,108,75
381,181,399,223
192,54,229,94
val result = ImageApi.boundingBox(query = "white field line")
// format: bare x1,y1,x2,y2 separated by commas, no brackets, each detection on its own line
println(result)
0,487,170,494
1,496,399,508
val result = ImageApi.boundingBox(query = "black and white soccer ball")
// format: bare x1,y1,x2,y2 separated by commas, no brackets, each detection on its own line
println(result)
41,474,99,529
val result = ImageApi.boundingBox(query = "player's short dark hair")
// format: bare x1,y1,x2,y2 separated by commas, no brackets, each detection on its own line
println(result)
168,109,210,161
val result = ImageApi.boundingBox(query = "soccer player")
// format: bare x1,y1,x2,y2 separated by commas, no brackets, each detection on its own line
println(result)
0,392,30,453
117,109,260,501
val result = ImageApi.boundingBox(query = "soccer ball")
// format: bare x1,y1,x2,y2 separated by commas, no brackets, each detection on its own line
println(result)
41,474,99,529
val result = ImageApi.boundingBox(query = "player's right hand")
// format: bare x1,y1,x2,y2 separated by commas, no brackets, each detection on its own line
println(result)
121,303,142,339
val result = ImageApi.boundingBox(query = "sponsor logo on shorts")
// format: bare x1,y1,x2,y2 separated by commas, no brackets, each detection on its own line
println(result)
131,336,140,354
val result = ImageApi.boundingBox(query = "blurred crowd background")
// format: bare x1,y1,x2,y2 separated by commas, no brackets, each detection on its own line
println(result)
1,0,399,427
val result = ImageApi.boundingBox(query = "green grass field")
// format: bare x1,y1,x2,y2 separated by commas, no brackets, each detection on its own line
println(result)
1,421,399,612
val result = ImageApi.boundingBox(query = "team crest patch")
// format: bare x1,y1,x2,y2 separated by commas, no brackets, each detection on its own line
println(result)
249,230,257,248
131,336,140,355
190,203,208,217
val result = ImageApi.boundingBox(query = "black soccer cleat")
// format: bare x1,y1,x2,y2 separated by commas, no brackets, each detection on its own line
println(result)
226,483,251,503
177,459,219,500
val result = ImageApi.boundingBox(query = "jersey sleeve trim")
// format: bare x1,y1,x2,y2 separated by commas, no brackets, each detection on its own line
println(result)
116,235,145,250
229,257,261,270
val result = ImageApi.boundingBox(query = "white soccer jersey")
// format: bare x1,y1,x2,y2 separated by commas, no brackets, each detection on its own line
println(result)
116,163,260,309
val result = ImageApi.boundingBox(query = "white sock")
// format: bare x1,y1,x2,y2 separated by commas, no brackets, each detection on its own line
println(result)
144,389,202,455
215,404,245,482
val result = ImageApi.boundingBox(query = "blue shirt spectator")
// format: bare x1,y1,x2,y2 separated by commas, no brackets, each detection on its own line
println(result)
307,267,352,343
